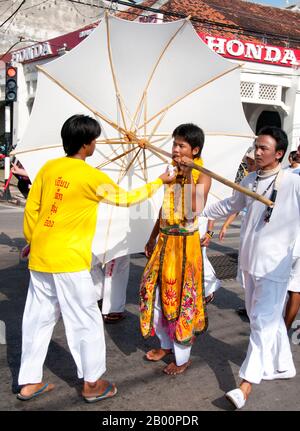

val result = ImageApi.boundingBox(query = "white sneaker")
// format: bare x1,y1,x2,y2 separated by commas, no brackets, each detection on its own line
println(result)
225,388,246,409
263,369,296,381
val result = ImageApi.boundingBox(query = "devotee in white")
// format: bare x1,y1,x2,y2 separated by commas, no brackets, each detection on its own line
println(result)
91,255,130,323
284,146,300,330
200,126,300,409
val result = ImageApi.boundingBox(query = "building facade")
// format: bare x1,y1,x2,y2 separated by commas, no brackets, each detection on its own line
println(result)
0,0,300,153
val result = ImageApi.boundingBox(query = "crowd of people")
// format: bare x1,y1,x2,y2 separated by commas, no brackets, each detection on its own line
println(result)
14,115,300,409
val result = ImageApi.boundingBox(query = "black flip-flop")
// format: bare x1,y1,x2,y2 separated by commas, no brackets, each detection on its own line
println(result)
103,313,125,324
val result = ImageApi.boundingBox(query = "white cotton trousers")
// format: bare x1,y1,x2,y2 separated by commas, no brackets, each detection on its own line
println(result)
18,270,106,385
288,257,300,293
198,216,221,297
91,255,130,314
239,271,295,384
202,246,221,297
153,288,191,366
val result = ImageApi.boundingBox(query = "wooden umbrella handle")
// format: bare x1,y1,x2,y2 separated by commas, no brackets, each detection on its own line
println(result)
145,142,273,207
189,162,273,207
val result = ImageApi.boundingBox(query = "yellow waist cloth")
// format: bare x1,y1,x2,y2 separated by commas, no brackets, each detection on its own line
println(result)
139,229,207,345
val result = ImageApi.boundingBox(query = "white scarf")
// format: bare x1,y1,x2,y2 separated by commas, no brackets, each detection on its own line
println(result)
257,163,282,179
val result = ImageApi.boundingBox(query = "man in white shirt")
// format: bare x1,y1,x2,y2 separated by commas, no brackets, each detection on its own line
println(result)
91,255,130,323
284,146,300,330
198,126,300,409
286,150,300,174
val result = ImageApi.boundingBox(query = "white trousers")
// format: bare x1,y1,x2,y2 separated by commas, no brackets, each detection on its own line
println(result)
288,257,300,293
18,270,106,385
91,255,130,314
198,216,221,297
153,288,191,366
239,271,295,384
202,246,221,297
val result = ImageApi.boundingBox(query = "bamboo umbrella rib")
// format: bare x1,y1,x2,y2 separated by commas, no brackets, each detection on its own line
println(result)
37,65,128,137
205,131,256,138
136,147,147,183
96,145,138,169
101,147,143,264
94,145,123,170
95,144,123,165
145,133,170,137
105,12,128,131
147,109,169,144
131,16,191,130
12,140,131,160
146,146,169,164
11,143,62,156
96,139,128,144
142,133,170,137
143,148,148,182
137,63,242,132
150,136,171,144
101,147,128,265
119,147,143,181
96,136,128,170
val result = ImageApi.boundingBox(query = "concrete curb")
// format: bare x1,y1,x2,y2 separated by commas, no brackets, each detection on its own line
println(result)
0,197,26,207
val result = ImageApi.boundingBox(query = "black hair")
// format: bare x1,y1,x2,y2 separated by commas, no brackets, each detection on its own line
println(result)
289,150,298,162
172,123,205,158
257,126,288,163
61,114,101,156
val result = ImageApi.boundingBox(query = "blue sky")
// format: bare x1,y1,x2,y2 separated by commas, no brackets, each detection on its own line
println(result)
247,0,290,7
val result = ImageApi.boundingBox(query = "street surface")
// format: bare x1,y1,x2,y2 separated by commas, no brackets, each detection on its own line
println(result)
0,200,299,412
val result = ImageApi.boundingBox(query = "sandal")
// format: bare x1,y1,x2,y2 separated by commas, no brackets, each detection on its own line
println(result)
83,382,117,403
103,312,125,324
205,293,215,304
17,383,54,401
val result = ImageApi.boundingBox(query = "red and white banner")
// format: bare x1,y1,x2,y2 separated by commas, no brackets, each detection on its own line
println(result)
199,33,300,68
3,21,299,69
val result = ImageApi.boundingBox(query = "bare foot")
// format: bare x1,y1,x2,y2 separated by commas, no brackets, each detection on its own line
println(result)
18,382,55,400
163,360,191,375
146,348,172,361
239,380,252,400
82,379,117,400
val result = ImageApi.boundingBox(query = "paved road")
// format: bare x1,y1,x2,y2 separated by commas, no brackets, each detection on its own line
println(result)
0,202,299,413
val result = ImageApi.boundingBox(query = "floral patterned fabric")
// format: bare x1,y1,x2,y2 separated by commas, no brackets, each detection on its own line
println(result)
139,159,208,345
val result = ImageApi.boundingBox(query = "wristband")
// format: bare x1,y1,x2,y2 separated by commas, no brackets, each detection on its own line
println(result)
206,230,214,238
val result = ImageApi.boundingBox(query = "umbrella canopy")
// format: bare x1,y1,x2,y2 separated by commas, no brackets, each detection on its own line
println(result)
15,13,254,264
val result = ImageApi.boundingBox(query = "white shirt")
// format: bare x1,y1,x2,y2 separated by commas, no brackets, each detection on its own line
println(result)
285,165,300,175
288,166,300,257
203,170,300,282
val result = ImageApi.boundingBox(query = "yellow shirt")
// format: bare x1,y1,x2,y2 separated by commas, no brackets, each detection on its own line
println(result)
24,157,163,273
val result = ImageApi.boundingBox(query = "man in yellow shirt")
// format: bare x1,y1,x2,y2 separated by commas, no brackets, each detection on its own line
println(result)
17,114,175,403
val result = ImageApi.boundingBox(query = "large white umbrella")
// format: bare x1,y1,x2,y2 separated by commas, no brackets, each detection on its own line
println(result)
14,13,255,264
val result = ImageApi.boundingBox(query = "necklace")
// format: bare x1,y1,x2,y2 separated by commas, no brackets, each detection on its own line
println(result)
252,169,283,222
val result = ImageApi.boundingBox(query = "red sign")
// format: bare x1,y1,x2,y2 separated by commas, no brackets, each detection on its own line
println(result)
3,22,299,69
199,33,300,68
2,22,98,64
